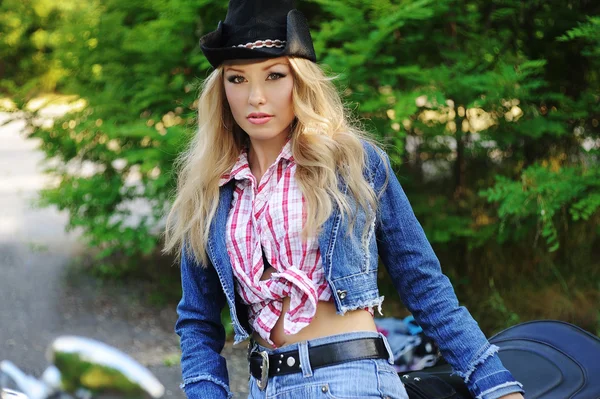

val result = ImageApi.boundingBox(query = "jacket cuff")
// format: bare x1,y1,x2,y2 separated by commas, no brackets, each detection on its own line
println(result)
476,381,525,399
181,375,233,399
466,351,524,399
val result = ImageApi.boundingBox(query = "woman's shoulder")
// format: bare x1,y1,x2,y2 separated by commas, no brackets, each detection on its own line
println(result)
359,139,388,170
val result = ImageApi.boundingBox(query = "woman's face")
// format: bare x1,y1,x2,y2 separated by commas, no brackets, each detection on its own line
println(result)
223,57,295,144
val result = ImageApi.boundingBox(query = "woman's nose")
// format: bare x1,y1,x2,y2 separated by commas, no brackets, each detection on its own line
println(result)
248,83,266,107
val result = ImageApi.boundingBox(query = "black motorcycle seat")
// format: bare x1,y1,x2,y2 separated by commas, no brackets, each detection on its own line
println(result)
401,320,600,399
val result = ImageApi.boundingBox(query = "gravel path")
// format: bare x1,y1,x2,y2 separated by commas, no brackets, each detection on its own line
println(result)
0,115,249,398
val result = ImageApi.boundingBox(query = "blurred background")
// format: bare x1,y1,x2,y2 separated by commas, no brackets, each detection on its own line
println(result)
1,0,599,397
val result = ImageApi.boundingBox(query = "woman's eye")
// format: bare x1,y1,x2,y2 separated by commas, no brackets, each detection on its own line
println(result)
267,72,286,80
227,75,245,84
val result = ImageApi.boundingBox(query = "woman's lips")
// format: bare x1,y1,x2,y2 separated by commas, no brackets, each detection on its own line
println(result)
247,115,273,125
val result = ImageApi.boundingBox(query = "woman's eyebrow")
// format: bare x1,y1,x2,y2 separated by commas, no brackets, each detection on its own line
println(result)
263,62,289,70
224,62,289,73
224,66,245,73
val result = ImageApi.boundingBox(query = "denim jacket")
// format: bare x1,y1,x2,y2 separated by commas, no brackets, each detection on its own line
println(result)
175,141,524,399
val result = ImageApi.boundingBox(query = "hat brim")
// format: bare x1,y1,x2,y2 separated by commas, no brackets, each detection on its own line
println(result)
200,10,316,68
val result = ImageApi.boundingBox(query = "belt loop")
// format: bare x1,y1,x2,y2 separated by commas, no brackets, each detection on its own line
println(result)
298,341,313,377
378,332,395,364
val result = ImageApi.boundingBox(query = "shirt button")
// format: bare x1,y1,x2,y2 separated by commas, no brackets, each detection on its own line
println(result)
321,385,328,393
337,290,347,300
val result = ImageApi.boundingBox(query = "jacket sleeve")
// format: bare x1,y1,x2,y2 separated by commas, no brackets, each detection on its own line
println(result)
370,147,524,399
175,246,233,399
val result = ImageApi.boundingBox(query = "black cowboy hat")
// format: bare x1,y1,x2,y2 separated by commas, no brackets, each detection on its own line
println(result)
199,0,317,68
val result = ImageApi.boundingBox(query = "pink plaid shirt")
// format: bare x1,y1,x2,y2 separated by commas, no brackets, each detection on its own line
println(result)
219,139,331,345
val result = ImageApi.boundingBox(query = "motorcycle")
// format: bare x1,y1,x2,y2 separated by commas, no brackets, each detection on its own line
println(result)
400,320,600,399
0,336,164,399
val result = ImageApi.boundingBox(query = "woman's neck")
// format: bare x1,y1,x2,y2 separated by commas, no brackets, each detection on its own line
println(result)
247,133,290,183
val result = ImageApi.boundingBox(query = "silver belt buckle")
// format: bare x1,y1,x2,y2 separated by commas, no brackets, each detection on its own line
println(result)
256,350,269,390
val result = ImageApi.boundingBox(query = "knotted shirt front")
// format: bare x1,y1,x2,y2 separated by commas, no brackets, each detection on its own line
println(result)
219,139,331,346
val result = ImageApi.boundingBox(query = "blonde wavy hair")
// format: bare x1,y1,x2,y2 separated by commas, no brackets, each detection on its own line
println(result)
164,57,386,266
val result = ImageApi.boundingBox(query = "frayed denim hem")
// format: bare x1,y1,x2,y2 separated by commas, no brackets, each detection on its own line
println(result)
180,374,234,399
454,343,499,383
340,295,385,316
475,381,524,399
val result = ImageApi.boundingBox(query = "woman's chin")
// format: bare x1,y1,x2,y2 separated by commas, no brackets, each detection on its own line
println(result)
243,126,290,142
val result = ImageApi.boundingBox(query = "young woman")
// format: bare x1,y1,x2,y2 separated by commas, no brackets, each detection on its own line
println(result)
165,1,526,398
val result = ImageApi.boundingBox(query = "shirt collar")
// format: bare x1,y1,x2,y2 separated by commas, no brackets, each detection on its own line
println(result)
218,138,294,187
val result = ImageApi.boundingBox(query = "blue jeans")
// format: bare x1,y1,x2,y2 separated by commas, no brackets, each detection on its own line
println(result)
247,331,409,399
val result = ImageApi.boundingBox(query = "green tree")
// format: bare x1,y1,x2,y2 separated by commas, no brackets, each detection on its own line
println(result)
0,0,69,103
309,0,600,331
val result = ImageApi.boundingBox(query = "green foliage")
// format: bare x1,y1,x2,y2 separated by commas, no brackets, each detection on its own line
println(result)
162,353,181,367
3,0,216,272
486,278,520,330
558,16,600,58
480,164,600,251
3,0,599,333
0,0,69,103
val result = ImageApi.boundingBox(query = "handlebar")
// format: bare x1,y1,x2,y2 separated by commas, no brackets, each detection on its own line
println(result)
1,388,29,399
0,362,53,399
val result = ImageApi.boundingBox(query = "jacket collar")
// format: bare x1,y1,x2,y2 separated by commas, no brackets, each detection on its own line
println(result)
206,182,236,290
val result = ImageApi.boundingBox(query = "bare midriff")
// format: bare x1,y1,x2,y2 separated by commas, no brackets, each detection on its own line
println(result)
252,266,378,349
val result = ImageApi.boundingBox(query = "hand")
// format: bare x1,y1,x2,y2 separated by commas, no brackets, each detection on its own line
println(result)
498,394,524,399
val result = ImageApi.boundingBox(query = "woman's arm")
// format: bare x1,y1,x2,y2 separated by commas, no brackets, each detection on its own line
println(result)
369,146,524,399
175,245,233,399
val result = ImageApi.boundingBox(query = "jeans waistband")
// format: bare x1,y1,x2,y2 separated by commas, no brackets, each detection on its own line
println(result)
249,330,395,364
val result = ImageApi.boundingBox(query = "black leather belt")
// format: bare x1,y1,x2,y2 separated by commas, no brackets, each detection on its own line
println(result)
248,337,389,390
